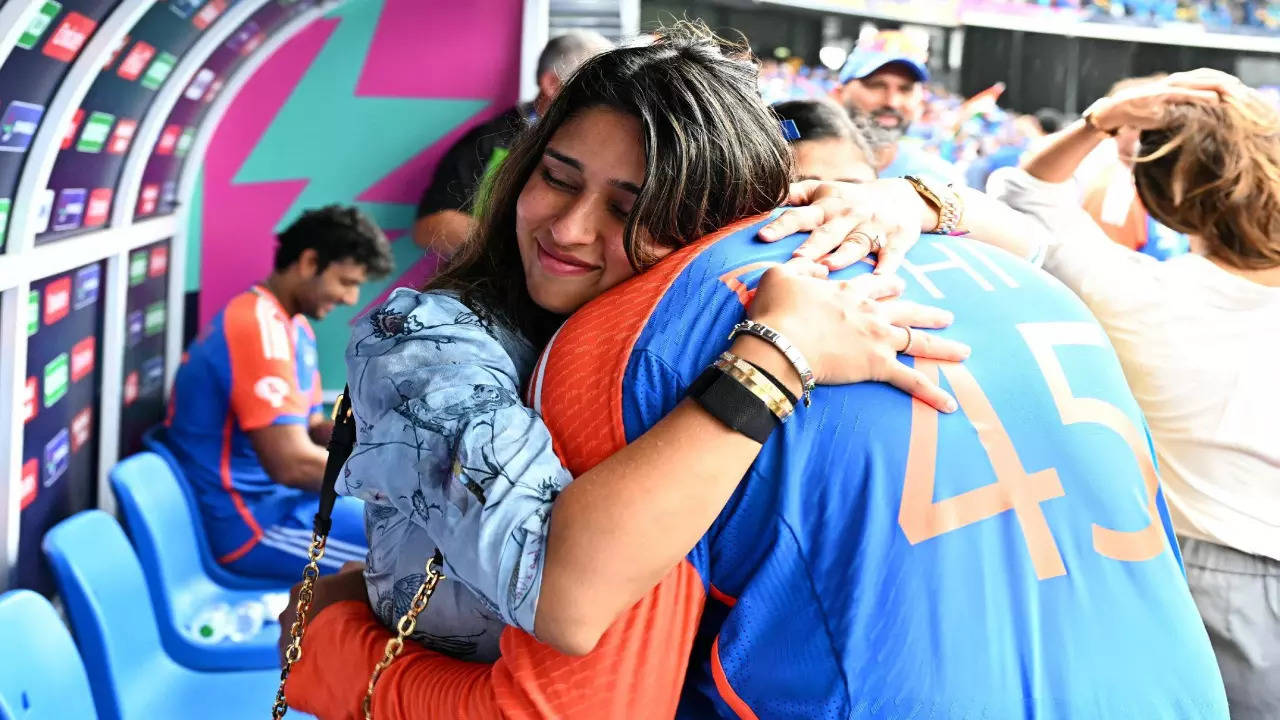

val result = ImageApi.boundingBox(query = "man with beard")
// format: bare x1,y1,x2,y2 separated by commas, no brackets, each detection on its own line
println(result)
835,33,962,186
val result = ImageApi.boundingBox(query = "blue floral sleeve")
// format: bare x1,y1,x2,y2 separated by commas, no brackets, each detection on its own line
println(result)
340,288,571,637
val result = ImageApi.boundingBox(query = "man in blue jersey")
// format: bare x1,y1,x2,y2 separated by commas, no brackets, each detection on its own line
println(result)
836,32,962,185
164,205,392,580
282,217,1228,717
526,214,1228,717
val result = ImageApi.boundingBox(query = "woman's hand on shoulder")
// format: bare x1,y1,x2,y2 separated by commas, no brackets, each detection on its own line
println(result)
748,262,969,413
757,179,937,276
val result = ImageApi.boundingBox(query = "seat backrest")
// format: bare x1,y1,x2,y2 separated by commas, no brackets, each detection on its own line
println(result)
140,426,279,590
0,590,98,720
43,510,172,720
111,451,211,621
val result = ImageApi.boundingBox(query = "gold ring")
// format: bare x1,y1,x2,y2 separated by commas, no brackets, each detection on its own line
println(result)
901,326,914,354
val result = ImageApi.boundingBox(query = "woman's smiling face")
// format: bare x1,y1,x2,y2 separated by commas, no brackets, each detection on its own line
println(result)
515,106,669,315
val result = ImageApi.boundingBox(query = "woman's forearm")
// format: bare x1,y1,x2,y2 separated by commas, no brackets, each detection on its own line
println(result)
535,334,797,655
953,186,1052,262
1022,119,1110,184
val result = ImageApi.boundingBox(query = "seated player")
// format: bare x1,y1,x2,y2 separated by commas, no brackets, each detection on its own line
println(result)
164,205,392,579
284,222,1228,718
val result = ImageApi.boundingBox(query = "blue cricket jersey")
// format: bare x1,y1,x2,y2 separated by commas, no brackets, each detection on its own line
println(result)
533,215,1227,719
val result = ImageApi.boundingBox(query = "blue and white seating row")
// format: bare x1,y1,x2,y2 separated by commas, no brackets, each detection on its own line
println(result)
110,449,287,671
0,589,98,720
35,510,314,720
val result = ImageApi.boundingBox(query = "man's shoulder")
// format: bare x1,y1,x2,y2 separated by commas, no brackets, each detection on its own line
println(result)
225,287,290,326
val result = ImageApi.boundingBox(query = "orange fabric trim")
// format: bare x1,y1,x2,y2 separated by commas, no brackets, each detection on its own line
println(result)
718,261,777,306
708,583,737,607
215,415,262,564
711,635,760,720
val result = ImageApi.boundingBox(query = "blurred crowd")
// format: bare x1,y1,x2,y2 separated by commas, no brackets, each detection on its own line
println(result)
761,56,1280,198
1085,0,1280,31
972,0,1280,31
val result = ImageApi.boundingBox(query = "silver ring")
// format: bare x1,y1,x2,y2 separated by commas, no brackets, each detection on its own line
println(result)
901,326,914,354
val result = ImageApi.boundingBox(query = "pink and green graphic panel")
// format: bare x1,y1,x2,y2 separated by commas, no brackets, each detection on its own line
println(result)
192,0,523,391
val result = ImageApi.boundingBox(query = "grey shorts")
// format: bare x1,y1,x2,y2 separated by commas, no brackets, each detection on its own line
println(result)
1181,537,1280,720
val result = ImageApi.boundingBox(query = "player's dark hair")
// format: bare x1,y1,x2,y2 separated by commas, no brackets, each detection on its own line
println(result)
430,21,791,347
773,98,872,157
274,205,393,277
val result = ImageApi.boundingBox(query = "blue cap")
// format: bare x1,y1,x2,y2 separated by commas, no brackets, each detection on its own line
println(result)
838,49,929,85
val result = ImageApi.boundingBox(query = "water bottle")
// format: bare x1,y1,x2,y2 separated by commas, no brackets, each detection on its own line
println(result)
226,600,266,642
188,602,231,644
261,591,289,618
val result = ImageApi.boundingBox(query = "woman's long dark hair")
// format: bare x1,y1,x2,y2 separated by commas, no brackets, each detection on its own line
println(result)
428,22,792,347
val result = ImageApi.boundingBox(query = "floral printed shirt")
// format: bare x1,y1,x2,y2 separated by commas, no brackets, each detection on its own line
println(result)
340,288,571,661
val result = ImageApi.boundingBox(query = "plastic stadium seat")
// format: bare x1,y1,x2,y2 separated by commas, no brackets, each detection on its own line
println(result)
141,425,287,591
111,451,286,670
0,589,98,720
42,511,313,720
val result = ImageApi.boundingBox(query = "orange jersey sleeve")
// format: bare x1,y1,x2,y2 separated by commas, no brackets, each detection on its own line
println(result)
286,561,706,719
222,292,309,431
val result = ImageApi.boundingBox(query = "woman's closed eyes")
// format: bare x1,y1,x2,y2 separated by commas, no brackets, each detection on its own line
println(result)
540,163,634,220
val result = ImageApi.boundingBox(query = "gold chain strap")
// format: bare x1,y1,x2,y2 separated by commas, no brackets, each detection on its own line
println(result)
270,528,328,718
361,554,446,720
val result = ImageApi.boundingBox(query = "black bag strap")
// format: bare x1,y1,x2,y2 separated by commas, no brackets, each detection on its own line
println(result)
314,385,355,537
274,384,358,719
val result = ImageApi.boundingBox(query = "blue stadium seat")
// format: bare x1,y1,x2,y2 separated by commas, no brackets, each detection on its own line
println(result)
140,425,286,590
111,451,287,670
42,511,313,720
0,589,98,720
